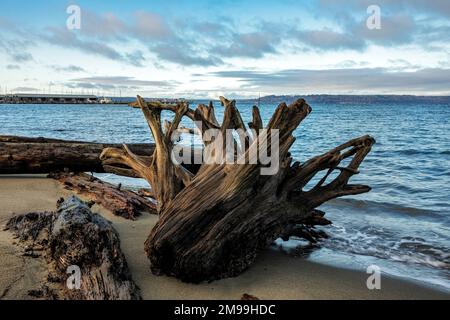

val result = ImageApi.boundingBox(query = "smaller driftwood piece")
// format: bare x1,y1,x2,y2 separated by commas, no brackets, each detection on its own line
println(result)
49,172,156,219
5,196,141,300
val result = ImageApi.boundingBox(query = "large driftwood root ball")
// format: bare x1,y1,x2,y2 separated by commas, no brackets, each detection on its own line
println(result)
100,96,375,283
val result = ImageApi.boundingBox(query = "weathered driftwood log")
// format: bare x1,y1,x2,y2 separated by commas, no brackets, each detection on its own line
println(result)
5,196,141,300
0,135,153,177
101,96,375,282
0,135,200,177
49,172,156,219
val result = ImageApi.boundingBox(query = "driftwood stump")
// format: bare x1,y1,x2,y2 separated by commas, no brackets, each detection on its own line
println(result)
101,96,375,282
6,196,141,300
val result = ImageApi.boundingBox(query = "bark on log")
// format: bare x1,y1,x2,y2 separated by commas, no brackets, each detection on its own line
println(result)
49,172,156,219
5,196,141,300
100,96,376,283
0,135,153,176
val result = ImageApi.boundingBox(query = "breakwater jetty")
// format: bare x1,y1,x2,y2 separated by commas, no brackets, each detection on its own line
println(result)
0,93,120,104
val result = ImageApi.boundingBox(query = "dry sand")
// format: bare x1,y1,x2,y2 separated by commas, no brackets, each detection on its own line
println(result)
0,175,448,300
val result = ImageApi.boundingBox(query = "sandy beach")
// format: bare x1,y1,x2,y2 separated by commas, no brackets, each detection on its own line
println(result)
0,175,448,300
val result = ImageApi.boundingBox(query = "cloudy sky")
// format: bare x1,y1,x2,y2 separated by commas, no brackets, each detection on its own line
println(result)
1,0,449,98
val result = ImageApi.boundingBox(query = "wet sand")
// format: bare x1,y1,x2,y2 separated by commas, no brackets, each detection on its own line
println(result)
0,175,448,300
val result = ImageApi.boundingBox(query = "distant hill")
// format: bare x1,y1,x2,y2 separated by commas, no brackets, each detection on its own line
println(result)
239,95,450,105
110,95,450,105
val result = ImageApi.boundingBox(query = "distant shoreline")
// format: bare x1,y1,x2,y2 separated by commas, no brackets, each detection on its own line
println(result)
240,94,450,105
0,93,186,105
1,94,450,105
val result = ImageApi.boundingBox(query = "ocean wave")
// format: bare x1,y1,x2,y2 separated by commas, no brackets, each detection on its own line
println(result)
396,148,446,156
327,198,442,219
293,225,450,271
53,129,72,132
276,221,450,290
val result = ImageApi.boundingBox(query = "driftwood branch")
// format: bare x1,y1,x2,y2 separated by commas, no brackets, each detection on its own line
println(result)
100,96,194,212
284,135,374,208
